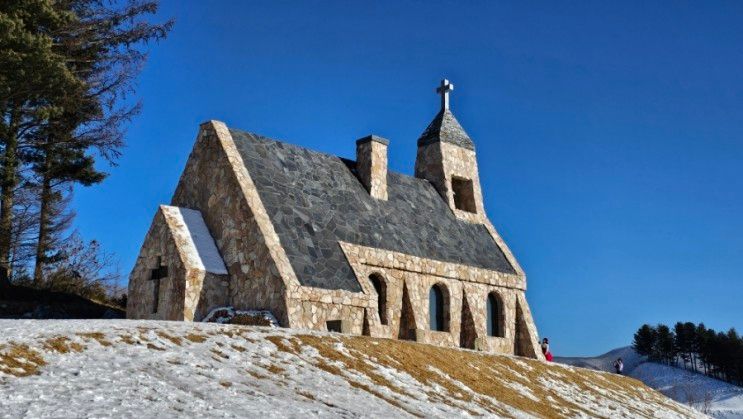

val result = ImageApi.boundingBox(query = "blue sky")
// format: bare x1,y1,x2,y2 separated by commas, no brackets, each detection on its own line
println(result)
72,1,743,356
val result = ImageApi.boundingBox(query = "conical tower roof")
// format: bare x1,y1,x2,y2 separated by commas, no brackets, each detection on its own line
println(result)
417,108,475,150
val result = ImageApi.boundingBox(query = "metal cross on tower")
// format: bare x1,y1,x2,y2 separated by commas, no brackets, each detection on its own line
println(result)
436,79,454,110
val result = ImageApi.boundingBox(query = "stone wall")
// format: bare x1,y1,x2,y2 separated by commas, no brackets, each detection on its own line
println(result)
127,210,187,320
170,121,292,325
284,242,530,355
127,206,230,321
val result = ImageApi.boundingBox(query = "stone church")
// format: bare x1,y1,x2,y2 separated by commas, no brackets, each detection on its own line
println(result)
127,80,544,359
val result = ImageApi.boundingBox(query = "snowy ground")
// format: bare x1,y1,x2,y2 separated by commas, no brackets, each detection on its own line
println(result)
558,347,743,419
1,320,700,418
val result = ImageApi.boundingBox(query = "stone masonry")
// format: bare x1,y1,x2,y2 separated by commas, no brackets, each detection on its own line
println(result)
127,80,544,360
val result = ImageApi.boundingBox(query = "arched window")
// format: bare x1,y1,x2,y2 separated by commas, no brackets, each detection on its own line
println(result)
487,292,504,337
368,273,387,325
429,284,449,332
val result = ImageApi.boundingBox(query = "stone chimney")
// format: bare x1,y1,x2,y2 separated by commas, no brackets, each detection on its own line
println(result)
356,135,389,200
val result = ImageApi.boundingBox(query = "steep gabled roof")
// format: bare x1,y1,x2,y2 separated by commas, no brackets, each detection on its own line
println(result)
417,109,475,150
230,129,514,292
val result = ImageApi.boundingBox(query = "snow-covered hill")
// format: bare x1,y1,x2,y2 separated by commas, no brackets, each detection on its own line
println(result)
557,347,743,418
0,320,699,418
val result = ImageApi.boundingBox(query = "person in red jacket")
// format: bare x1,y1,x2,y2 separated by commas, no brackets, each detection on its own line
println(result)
541,338,554,361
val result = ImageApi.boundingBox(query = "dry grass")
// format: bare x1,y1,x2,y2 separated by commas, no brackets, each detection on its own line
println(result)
265,364,284,375
184,333,207,343
296,390,317,401
245,369,268,380
156,331,182,346
348,381,422,417
42,337,84,354
219,381,232,388
0,344,47,377
0,324,694,418
77,332,112,347
263,334,693,419
211,348,229,359
119,334,137,345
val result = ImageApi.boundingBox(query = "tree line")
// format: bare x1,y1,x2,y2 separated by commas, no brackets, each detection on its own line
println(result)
633,322,743,386
0,1,171,300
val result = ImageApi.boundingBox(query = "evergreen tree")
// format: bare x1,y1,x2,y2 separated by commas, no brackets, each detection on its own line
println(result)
0,0,79,293
695,323,710,375
683,321,698,372
633,324,657,358
636,321,743,385
0,1,171,294
655,324,676,365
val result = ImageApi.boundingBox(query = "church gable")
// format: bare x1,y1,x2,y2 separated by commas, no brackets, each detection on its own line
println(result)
229,129,516,293
127,205,228,321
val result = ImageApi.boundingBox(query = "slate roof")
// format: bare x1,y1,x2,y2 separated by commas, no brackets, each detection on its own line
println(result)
417,109,475,150
230,129,515,292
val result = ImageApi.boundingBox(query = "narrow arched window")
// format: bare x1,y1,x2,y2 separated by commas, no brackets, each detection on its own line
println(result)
429,284,449,332
487,292,504,337
368,273,387,325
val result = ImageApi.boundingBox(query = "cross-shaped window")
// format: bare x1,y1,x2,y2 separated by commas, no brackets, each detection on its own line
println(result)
150,257,168,314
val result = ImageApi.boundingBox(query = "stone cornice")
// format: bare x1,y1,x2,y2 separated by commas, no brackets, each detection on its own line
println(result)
339,242,525,290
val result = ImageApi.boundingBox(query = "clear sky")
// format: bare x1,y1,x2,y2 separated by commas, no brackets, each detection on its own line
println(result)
72,1,743,356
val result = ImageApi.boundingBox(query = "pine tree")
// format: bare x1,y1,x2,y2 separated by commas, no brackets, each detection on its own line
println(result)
655,324,676,365
0,1,171,294
633,324,657,358
0,0,79,293
29,124,104,284
695,323,710,375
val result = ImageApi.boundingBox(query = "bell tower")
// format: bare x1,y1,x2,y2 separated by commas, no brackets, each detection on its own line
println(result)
414,79,486,223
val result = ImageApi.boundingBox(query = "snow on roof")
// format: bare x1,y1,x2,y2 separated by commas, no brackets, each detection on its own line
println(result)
161,205,228,275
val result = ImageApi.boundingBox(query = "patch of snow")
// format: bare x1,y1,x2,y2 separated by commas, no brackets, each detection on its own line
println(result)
164,205,228,275
0,320,701,418
633,362,743,419
557,346,743,419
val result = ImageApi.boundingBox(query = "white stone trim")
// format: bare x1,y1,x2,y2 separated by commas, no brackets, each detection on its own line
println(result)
160,205,227,275
339,242,525,290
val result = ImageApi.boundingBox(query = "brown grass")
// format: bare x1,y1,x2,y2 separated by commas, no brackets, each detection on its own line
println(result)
0,344,47,377
211,348,229,359
77,332,112,347
262,334,693,419
219,381,232,388
348,381,422,417
156,331,182,346
184,333,207,343
296,390,316,401
265,364,284,375
245,369,268,380
42,337,84,354
146,343,165,351
118,334,137,345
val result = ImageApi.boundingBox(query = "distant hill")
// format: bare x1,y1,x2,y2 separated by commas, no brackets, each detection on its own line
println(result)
0,320,698,418
557,346,743,418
